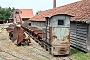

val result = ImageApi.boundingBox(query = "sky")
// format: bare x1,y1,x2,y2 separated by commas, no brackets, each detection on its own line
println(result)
0,0,81,15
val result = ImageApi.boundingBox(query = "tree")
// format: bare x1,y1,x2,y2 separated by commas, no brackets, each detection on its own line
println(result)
0,14,4,20
0,6,15,22
11,7,15,12
0,6,2,9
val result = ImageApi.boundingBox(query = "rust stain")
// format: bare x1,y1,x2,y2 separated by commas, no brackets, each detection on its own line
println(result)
61,42,68,44
58,47,67,55
67,34,70,39
52,35,57,39
62,34,70,41
49,27,52,44
62,36,67,41
60,41,69,46
62,37,65,41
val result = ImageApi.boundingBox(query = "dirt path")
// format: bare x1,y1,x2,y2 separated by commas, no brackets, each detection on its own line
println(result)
0,24,73,60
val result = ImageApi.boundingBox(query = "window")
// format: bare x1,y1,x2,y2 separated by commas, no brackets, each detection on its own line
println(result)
29,23,31,26
16,11,19,14
58,20,64,25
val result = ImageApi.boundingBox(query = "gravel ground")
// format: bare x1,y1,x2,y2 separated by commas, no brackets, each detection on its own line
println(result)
0,24,72,60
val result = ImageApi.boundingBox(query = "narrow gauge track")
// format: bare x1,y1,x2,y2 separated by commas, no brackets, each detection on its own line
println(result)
0,49,25,60
0,25,51,60
0,54,6,60
0,25,72,60
0,43,51,60
55,57,72,60
0,46,72,60
23,44,72,60
0,45,40,60
24,31,72,60
23,46,51,60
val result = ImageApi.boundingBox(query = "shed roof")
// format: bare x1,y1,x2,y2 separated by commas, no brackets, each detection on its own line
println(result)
30,0,90,22
16,9,34,18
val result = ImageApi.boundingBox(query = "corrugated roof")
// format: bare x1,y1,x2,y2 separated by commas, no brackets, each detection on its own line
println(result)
19,9,34,18
30,0,90,22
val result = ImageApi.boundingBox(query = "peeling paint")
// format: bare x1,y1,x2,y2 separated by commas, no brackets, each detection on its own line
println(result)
52,35,57,39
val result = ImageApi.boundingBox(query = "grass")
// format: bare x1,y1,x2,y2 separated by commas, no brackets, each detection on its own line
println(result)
70,48,90,60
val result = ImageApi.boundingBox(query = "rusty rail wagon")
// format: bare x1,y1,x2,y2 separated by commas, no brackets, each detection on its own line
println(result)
22,14,73,55
6,9,31,45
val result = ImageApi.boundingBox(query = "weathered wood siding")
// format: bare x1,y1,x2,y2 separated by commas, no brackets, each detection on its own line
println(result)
70,22,77,47
22,20,31,26
87,24,90,52
70,22,88,52
31,21,46,29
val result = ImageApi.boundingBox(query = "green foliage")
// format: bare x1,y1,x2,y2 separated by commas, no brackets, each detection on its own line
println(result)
70,48,90,60
0,6,15,21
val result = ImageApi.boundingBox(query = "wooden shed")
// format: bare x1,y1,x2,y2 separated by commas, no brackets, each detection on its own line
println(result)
70,21,89,52
70,18,90,52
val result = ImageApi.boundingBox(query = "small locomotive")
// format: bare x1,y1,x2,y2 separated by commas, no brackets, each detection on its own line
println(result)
22,14,72,55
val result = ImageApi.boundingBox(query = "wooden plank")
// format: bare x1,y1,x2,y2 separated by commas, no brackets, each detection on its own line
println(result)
76,46,87,52
70,38,76,41
77,34,86,38
76,39,86,43
71,42,77,45
70,43,76,47
77,29,87,32
76,42,86,47
76,32,87,35
76,44,86,49
77,36,86,40
70,32,76,34
70,34,76,37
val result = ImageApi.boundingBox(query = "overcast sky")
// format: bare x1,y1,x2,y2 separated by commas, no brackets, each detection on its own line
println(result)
0,0,81,15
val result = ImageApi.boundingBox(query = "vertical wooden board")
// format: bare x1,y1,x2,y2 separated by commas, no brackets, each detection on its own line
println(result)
70,22,88,52
87,24,90,52
70,22,77,47
76,23,87,52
